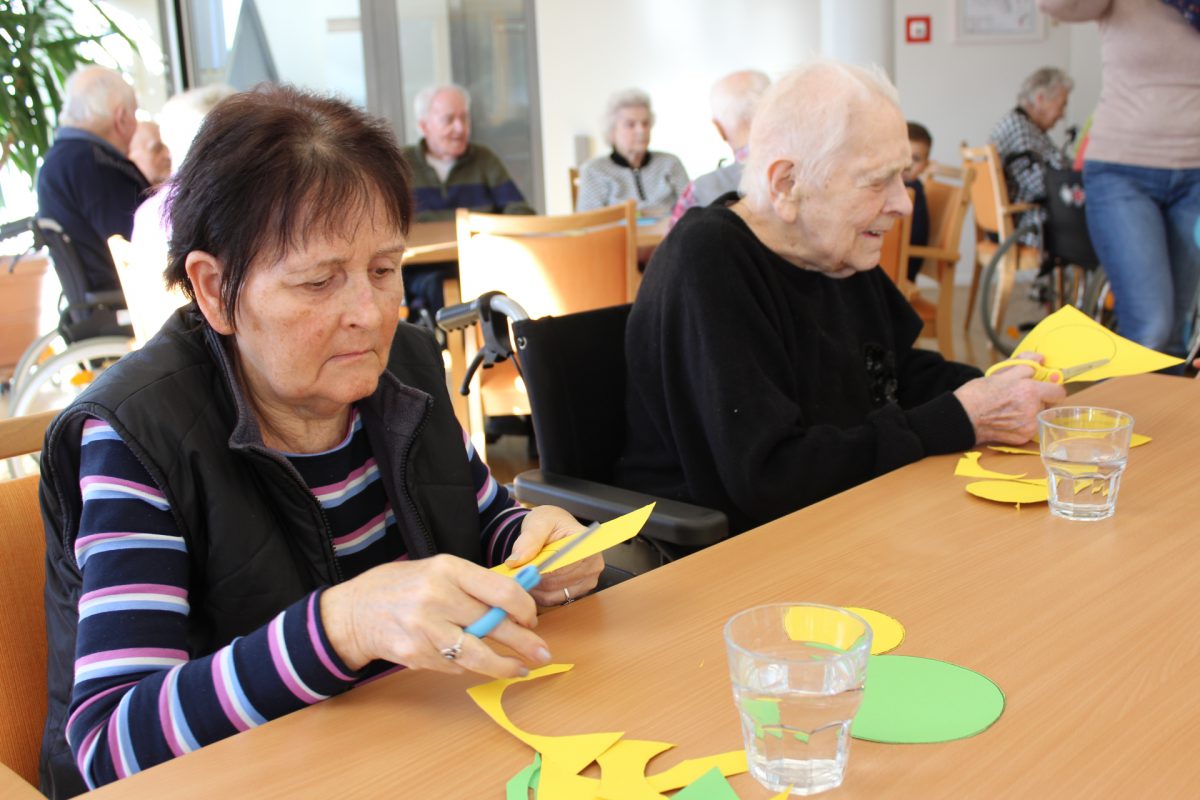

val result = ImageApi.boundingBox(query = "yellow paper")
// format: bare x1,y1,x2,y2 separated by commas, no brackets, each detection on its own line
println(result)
784,606,870,650
1131,433,1151,447
965,479,1049,504
492,503,655,578
845,607,905,655
596,740,674,800
644,750,748,793
771,789,795,800
1011,305,1182,380
466,664,623,777
954,452,1027,480
987,445,1041,456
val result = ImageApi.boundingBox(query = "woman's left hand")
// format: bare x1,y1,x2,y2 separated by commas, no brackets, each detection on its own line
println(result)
504,505,604,607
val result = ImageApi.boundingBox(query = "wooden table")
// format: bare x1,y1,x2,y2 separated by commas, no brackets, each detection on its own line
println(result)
89,374,1200,798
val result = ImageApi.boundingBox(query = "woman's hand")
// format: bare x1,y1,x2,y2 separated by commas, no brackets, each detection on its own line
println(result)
319,554,552,678
504,505,604,608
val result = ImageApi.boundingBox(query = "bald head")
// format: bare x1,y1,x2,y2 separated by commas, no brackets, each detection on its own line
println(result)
741,60,900,212
59,66,139,154
709,69,770,152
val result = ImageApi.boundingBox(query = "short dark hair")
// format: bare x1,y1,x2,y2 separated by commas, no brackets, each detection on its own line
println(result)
165,84,413,325
906,121,932,148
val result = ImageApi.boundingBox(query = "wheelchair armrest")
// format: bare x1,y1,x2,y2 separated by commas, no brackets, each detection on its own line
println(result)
82,290,127,308
513,469,728,548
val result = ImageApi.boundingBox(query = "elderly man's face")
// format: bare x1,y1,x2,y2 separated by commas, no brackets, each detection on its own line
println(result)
788,104,913,277
226,205,406,420
611,106,652,164
419,90,470,161
130,121,172,184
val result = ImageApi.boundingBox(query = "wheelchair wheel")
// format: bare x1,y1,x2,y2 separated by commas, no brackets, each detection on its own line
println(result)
9,328,64,399
1081,269,1117,331
9,336,131,418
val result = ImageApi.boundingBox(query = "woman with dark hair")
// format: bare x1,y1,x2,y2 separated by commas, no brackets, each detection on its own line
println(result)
37,85,602,797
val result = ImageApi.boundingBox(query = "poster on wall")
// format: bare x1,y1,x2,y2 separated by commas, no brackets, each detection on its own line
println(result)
954,0,1044,42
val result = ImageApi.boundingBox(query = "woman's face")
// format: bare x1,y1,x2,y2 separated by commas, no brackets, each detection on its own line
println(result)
227,220,406,420
611,105,652,164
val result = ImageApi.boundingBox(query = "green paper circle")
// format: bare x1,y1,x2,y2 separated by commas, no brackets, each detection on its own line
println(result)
851,655,1005,743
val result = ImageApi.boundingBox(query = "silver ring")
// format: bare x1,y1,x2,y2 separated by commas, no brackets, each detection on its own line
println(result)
562,587,573,605
440,630,465,661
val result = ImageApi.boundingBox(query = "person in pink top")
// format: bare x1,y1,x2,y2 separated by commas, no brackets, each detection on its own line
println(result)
1039,0,1200,357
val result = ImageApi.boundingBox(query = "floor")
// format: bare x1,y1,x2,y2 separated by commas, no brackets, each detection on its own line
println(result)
483,284,1005,485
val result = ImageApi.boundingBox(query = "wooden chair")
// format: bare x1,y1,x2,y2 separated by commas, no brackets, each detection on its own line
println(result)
960,144,1042,338
108,235,189,348
454,200,638,454
902,166,976,359
569,166,580,211
0,412,52,790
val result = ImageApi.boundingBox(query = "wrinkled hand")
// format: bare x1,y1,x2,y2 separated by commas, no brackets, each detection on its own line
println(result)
504,505,604,608
319,554,551,678
955,352,1066,444
1194,358,1199,378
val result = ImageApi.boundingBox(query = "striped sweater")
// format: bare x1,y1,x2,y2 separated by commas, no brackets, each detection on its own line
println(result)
68,409,526,789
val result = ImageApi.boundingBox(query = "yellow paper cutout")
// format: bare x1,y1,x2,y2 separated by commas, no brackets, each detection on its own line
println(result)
771,789,795,800
965,480,1049,504
987,445,1041,456
492,503,655,578
644,750,748,793
1011,305,1183,380
845,607,905,655
596,740,674,800
466,664,623,776
954,452,1026,480
784,606,869,650
1131,433,1150,447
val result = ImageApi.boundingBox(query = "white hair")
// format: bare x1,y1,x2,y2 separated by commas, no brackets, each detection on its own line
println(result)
740,60,900,212
413,84,471,122
1018,67,1073,107
709,70,770,133
602,88,654,144
59,66,136,129
157,84,237,171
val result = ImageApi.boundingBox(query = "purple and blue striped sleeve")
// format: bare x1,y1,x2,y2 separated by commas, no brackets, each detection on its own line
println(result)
462,427,529,566
67,419,358,790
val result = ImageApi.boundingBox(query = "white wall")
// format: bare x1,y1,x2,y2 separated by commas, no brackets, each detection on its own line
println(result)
535,0,822,215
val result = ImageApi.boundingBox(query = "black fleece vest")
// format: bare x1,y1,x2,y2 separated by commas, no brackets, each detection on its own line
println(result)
38,307,477,798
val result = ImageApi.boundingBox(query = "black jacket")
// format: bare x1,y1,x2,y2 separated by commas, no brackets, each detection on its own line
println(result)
38,306,477,797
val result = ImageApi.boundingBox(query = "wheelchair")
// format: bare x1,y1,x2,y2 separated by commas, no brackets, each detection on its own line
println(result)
437,292,727,583
978,152,1114,356
4,217,133,419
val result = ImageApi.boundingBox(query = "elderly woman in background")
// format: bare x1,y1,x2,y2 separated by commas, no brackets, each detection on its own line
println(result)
576,88,688,217
38,86,602,798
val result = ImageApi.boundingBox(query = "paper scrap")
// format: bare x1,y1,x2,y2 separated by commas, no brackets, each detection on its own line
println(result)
595,739,673,800
845,607,905,655
1011,305,1182,380
669,766,741,800
492,503,655,578
965,479,1049,505
852,654,1005,743
954,452,1026,480
987,445,1041,456
645,750,747,793
506,753,541,800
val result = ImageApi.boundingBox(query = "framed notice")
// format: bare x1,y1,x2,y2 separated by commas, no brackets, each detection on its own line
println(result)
954,0,1044,42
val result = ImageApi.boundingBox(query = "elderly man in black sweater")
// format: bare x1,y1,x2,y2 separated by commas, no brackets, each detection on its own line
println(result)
618,60,1065,536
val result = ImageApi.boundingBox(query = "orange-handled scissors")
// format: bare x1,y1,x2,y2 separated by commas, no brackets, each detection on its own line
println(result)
984,357,1109,383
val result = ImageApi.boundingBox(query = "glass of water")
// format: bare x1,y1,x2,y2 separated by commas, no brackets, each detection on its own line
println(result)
724,604,872,796
1038,406,1135,521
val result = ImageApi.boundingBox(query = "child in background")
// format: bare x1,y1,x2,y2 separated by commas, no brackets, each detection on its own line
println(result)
904,122,933,281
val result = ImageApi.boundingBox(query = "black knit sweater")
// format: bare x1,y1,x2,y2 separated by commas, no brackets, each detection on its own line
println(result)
617,197,981,534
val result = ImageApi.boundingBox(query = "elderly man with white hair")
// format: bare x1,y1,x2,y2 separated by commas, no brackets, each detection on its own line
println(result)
36,65,149,293
576,88,688,216
617,60,1066,536
669,69,770,227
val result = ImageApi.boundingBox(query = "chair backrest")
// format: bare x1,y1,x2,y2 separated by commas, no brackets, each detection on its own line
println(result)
512,304,631,482
0,412,50,787
926,165,976,256
108,235,189,347
961,144,1014,240
569,166,580,211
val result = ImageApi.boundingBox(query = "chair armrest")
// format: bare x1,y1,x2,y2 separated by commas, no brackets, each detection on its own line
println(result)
1002,202,1038,214
82,290,127,307
513,469,728,548
907,245,958,262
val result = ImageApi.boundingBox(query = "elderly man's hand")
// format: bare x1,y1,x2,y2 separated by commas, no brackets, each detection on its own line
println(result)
954,353,1067,444
505,505,604,608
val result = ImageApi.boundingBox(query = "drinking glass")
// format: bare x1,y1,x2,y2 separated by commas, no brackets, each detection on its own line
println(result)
724,603,871,796
1038,405,1134,521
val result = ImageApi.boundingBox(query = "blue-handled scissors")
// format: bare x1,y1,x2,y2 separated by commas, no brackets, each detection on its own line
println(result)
464,521,602,639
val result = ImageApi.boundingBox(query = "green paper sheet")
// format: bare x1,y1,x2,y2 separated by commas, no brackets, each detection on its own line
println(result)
852,655,1005,743
671,766,740,799
505,753,541,800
